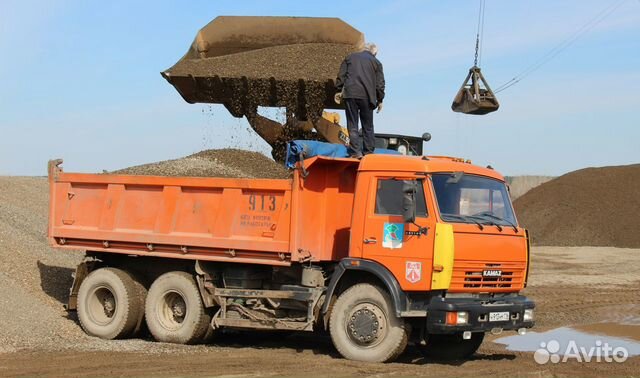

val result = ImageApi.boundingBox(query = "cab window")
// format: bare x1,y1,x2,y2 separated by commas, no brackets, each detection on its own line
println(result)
431,173,516,225
375,179,427,217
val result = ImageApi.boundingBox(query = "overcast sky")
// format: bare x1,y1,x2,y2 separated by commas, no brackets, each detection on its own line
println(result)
1,0,639,176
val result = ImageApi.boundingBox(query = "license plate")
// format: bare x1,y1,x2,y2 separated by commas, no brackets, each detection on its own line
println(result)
489,311,510,322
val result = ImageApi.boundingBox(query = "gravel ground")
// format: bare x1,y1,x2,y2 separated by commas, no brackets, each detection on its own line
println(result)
112,149,289,179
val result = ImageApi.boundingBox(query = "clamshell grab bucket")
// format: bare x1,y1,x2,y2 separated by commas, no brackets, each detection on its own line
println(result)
452,66,499,115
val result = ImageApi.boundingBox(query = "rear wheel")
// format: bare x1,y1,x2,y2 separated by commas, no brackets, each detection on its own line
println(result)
329,283,408,362
77,267,145,339
419,332,485,361
145,271,211,344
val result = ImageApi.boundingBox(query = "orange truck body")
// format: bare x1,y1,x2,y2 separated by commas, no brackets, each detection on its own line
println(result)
48,155,529,294
48,153,535,362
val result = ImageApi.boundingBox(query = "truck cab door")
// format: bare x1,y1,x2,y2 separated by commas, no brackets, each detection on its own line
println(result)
359,176,436,291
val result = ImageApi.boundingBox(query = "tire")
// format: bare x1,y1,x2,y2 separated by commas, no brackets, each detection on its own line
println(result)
200,324,217,343
419,332,485,361
329,283,408,362
145,271,211,344
127,271,149,337
77,267,145,340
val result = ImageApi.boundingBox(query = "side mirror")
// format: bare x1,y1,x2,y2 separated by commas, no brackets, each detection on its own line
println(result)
421,132,432,142
402,180,417,224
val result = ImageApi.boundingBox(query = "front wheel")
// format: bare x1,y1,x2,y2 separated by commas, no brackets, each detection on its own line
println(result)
329,283,408,362
419,332,485,361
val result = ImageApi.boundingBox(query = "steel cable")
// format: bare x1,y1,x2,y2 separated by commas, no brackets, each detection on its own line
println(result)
474,0,487,67
494,0,629,93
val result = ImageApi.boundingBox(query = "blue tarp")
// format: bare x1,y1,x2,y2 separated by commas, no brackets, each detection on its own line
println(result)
285,140,400,169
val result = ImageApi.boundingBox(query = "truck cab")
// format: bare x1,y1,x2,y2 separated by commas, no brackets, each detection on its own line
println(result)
322,154,533,361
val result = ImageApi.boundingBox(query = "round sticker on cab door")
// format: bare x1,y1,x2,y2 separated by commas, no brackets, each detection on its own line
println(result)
406,261,422,283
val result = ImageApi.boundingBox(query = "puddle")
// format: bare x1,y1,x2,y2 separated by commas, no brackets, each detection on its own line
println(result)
494,323,640,358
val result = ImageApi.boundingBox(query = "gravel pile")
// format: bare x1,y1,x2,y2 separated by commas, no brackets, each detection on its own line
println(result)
113,149,290,179
168,43,355,81
514,164,640,248
0,177,94,351
0,177,218,353
505,175,554,200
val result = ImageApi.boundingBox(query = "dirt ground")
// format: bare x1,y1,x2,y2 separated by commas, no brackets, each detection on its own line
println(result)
1,177,639,377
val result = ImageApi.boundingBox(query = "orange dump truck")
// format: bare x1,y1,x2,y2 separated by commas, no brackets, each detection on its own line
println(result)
48,154,534,362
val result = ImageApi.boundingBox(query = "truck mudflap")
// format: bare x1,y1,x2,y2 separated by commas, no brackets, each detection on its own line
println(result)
66,261,94,311
426,295,535,334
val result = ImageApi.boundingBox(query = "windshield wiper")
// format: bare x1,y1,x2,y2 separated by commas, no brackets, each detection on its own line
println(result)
469,215,503,231
442,214,484,230
473,212,518,232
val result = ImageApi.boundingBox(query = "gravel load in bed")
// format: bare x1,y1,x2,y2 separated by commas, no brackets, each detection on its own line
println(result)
112,149,290,179
167,43,355,81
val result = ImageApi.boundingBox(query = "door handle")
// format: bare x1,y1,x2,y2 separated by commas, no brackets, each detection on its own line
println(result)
364,238,377,244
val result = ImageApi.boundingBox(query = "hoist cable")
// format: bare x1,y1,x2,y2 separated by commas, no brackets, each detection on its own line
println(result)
473,0,486,67
494,0,628,93
495,0,627,93
479,0,486,67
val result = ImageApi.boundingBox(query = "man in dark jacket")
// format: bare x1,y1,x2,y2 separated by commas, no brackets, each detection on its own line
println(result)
335,43,385,158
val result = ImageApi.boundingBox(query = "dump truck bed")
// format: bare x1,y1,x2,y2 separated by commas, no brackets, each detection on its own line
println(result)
47,158,358,266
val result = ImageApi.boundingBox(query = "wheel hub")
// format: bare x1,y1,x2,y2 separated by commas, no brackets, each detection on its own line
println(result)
346,303,387,346
87,286,117,325
172,301,186,319
102,296,116,317
158,291,188,330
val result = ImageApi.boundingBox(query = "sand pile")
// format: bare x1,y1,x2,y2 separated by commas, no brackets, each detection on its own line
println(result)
505,176,554,200
113,149,290,179
513,164,640,248
168,43,354,81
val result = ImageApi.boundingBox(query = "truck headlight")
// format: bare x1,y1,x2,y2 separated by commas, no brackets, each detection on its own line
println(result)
446,311,469,325
457,311,469,324
524,309,534,322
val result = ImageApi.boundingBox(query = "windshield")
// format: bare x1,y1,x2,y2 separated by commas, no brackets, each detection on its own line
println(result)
431,173,517,226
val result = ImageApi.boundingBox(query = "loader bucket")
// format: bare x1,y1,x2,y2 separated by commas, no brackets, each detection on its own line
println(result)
162,16,364,121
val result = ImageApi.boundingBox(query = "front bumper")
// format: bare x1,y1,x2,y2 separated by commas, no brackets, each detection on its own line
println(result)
426,294,535,334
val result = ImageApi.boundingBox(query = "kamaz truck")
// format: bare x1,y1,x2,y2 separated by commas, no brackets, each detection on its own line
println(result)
48,153,534,362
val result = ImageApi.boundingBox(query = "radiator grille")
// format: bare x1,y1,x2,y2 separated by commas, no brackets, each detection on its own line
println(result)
449,261,526,292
